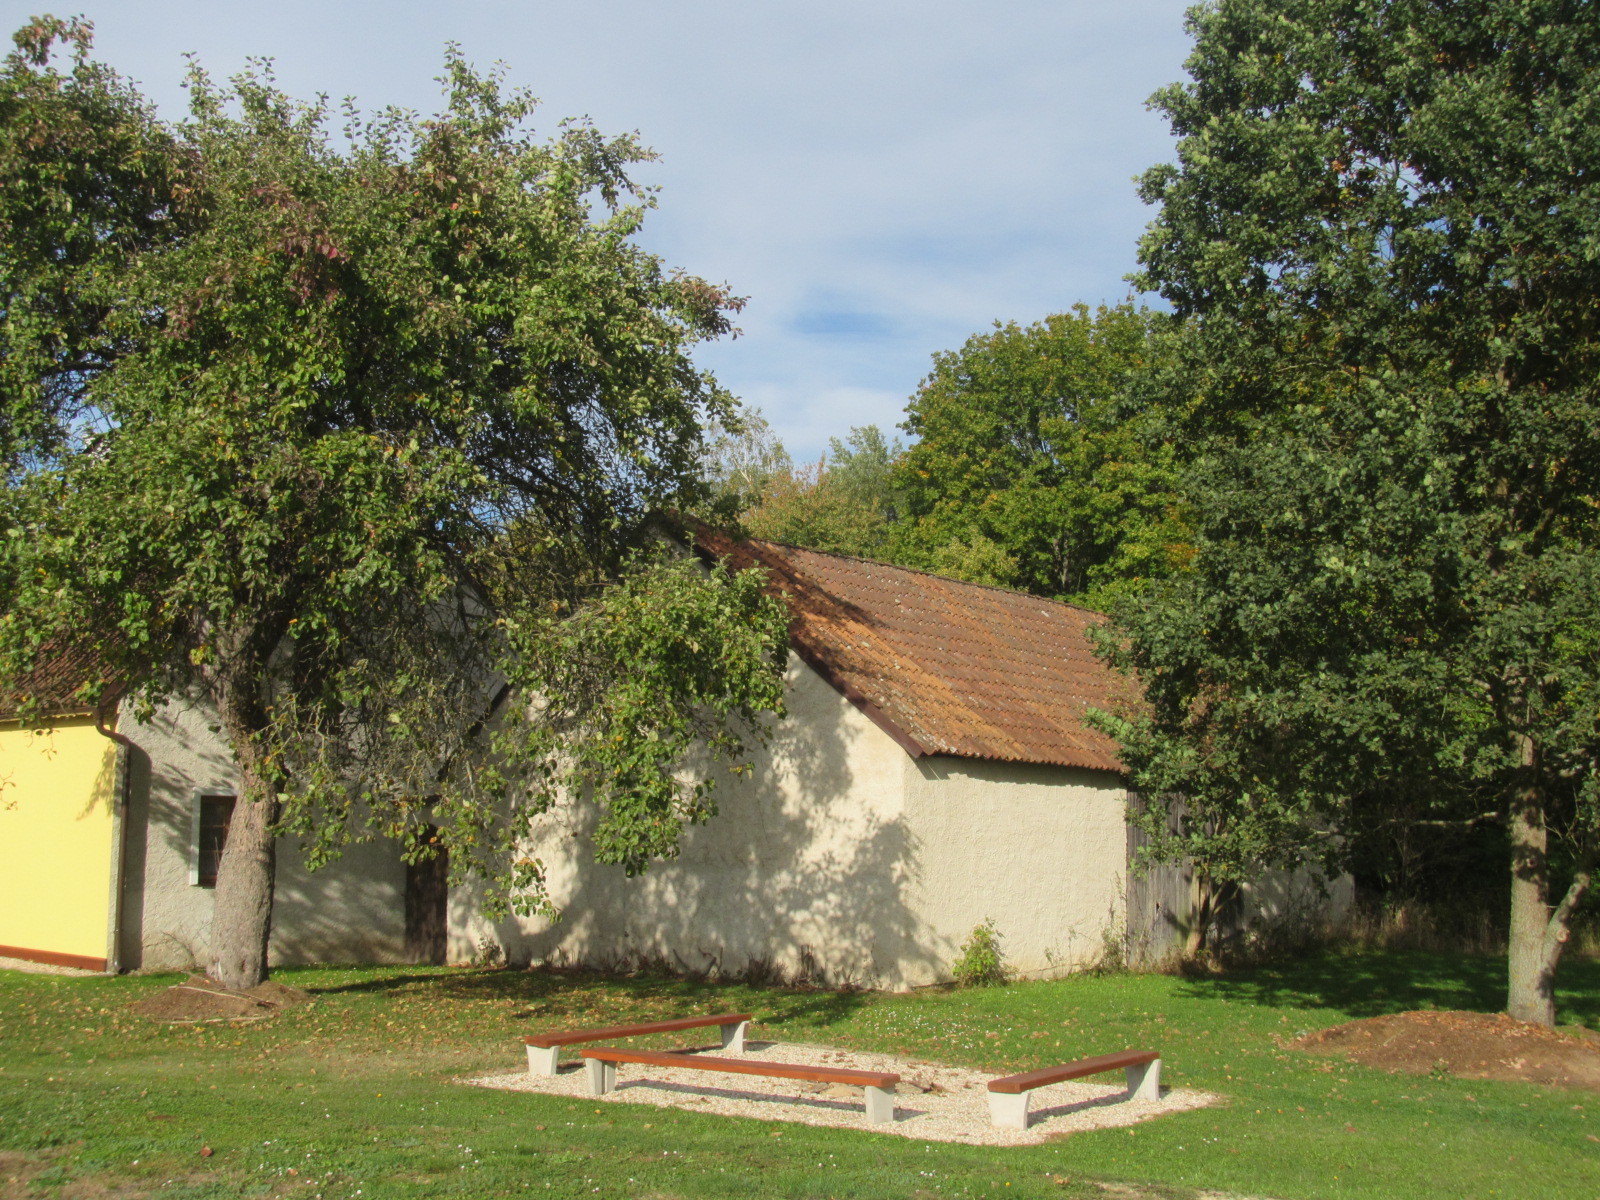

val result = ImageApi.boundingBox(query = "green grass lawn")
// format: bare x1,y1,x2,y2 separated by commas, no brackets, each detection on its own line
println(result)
1,950,1597,1199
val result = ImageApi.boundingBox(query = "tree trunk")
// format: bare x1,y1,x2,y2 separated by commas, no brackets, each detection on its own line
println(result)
203,622,289,992
1506,765,1555,1026
207,767,280,990
1186,870,1230,958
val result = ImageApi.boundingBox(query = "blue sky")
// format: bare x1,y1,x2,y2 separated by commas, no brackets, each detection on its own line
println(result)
1,0,1195,461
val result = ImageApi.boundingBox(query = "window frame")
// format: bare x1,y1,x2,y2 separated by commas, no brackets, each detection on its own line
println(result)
188,789,237,888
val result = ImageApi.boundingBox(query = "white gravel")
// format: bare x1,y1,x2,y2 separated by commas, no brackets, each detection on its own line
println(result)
462,1040,1219,1146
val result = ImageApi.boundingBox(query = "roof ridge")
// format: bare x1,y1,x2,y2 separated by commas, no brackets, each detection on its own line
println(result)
746,537,1108,619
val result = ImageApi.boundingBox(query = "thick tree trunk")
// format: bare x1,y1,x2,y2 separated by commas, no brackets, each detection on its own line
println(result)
203,620,290,991
1506,784,1554,1025
208,767,280,990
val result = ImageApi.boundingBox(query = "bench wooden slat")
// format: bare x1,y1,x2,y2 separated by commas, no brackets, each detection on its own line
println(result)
988,1050,1159,1093
580,1047,899,1089
523,1012,753,1049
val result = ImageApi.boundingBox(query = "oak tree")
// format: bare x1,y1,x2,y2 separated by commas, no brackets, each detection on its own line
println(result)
1106,0,1600,1022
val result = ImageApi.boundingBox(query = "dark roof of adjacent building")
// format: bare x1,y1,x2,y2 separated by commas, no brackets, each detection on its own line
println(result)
695,529,1130,773
0,642,105,722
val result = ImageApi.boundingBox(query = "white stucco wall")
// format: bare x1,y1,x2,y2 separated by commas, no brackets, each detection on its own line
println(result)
453,653,940,988
902,756,1128,981
452,655,1131,989
119,697,408,970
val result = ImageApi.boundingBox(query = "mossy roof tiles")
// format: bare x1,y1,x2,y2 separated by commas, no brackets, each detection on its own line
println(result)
696,530,1129,773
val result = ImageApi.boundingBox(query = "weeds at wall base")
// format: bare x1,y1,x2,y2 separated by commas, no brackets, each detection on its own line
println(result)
950,918,1010,987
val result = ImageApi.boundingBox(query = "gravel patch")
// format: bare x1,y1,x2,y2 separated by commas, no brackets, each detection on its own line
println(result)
463,1041,1219,1146
0,955,103,976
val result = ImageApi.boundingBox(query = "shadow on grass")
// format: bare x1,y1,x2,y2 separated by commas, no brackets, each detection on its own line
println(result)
1175,948,1600,1026
293,965,873,1027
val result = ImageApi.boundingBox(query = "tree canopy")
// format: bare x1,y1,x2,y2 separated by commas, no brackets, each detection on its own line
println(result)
709,306,1187,607
892,303,1186,609
1102,0,1600,1023
0,18,787,989
737,424,905,561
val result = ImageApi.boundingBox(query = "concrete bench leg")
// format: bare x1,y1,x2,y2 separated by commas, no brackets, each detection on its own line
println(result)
1125,1058,1161,1101
526,1044,561,1077
988,1091,1030,1130
863,1085,897,1124
719,1019,749,1053
585,1058,617,1097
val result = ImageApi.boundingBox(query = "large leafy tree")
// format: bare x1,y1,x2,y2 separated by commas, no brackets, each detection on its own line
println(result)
891,304,1186,609
0,19,787,989
1106,0,1600,1023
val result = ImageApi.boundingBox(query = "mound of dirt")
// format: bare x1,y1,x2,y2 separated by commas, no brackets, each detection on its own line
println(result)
126,975,313,1023
241,978,312,1009
1294,1010,1600,1091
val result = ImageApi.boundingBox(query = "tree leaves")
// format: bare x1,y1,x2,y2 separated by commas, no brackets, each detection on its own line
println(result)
891,303,1187,608
1106,0,1600,1006
0,23,784,943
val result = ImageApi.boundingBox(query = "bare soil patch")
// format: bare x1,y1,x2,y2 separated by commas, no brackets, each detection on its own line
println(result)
1293,1010,1600,1090
124,975,312,1024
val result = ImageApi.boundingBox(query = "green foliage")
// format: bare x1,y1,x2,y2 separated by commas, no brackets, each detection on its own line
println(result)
949,918,1010,987
700,408,793,517
891,303,1187,607
0,22,786,946
1106,0,1600,1016
0,16,186,471
714,309,1185,609
742,425,904,559
488,554,788,906
720,306,1186,610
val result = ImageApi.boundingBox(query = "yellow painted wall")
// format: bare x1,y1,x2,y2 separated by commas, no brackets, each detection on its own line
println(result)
0,718,119,963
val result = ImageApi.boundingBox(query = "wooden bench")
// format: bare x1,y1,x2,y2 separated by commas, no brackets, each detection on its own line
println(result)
580,1046,901,1124
986,1050,1161,1129
521,1012,752,1076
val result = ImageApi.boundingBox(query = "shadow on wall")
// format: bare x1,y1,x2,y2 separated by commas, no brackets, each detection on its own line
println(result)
88,728,119,818
120,708,239,970
269,832,408,966
461,670,941,990
125,699,407,970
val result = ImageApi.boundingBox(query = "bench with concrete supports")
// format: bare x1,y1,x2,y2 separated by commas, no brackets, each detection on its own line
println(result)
986,1049,1161,1130
521,1012,752,1076
580,1046,901,1125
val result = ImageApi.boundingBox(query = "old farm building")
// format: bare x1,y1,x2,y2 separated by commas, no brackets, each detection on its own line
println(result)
2,537,1253,983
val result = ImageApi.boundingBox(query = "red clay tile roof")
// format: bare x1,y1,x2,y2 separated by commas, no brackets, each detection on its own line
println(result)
696,530,1129,773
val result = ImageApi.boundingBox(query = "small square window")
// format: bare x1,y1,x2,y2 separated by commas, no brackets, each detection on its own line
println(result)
194,794,235,888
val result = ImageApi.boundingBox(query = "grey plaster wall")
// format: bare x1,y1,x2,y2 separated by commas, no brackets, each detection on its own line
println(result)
118,697,408,970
